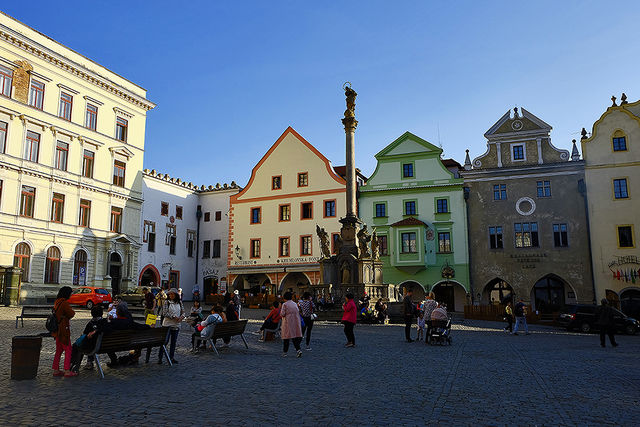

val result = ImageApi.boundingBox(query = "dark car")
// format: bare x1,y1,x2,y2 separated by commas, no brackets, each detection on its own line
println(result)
557,304,638,335
120,286,161,307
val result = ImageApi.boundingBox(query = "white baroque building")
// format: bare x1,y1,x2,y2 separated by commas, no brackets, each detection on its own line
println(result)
0,12,155,303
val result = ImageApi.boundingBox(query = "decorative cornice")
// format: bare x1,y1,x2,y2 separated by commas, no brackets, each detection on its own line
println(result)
56,83,79,95
113,107,134,119
0,28,156,111
83,95,103,106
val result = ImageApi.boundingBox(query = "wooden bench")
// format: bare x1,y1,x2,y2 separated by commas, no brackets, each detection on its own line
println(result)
193,320,248,356
15,305,52,328
86,326,172,378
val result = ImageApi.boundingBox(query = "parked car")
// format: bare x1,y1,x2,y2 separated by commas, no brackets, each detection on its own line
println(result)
67,286,112,309
557,304,638,335
120,286,161,307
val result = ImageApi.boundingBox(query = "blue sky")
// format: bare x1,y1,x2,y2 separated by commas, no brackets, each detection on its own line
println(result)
4,1,639,186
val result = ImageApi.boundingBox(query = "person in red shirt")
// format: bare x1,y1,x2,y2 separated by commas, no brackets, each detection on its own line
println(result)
342,293,357,348
258,301,281,341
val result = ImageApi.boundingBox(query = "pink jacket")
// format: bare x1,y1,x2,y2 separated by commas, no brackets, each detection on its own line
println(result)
280,300,302,339
342,299,357,324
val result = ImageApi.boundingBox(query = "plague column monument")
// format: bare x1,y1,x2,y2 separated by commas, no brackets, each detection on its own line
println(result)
315,85,385,301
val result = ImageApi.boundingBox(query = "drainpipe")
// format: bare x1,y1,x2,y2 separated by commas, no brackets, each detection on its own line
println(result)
195,205,202,284
463,186,475,304
578,179,597,304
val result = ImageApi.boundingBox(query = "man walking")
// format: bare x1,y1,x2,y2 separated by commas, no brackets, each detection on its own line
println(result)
596,298,618,348
403,288,416,342
512,298,529,335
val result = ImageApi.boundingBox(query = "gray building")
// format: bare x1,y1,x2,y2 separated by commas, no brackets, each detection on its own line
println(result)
461,108,594,314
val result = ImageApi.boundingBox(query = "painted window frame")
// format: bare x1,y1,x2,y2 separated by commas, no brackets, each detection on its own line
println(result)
272,175,282,190
24,130,40,163
435,197,449,214
0,64,12,97
617,225,635,249
175,205,183,220
612,130,628,152
110,206,123,233
401,161,415,179
297,172,309,187
58,91,73,121
279,204,291,222
279,236,290,257
300,201,313,220
55,141,69,171
403,199,417,216
28,80,45,110
250,206,262,224
115,117,128,142
160,202,169,216
250,238,261,259
323,199,336,218
79,199,91,227
438,232,452,253
20,185,36,218
374,202,387,218
113,160,126,187
613,178,629,200
300,235,312,256
82,149,94,178
85,103,98,131
51,192,65,223
401,232,417,253
511,143,526,162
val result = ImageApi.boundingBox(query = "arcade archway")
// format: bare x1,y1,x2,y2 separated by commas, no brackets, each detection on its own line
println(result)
139,264,160,288
279,272,311,298
531,274,576,314
398,281,426,301
432,280,467,312
482,278,514,305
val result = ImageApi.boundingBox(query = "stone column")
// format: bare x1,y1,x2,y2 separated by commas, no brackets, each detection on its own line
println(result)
341,85,358,219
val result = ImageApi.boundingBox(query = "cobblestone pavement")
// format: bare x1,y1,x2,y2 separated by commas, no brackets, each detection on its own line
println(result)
1,306,639,426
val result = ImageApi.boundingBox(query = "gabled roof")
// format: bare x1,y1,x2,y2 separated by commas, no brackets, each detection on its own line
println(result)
391,217,427,227
375,131,442,159
109,145,135,159
484,108,552,139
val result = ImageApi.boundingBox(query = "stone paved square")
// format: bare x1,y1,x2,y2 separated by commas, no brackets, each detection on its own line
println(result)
1,307,639,426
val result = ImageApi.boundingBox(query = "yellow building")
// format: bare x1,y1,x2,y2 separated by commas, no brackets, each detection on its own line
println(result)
0,12,155,303
228,127,348,296
582,94,640,316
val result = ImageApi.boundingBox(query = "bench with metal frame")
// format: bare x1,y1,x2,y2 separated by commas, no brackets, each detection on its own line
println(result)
193,320,248,356
15,305,52,328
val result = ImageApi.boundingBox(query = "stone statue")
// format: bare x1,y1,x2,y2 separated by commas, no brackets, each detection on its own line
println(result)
316,225,331,258
371,229,380,260
341,260,351,284
357,225,371,259
344,85,357,119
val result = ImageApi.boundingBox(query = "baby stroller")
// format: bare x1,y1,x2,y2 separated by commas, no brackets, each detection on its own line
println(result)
428,316,452,345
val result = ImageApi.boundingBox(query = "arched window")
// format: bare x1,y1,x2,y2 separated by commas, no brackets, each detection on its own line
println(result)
73,250,88,286
612,130,628,152
13,243,31,282
45,246,61,284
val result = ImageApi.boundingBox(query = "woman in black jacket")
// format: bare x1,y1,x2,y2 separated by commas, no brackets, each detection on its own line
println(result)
596,299,618,348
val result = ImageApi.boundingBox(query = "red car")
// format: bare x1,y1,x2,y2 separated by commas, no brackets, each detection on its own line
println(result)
68,286,112,309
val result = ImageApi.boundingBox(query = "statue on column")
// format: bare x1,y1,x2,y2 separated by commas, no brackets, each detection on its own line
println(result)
357,225,371,259
371,229,380,260
316,225,331,259
343,84,357,119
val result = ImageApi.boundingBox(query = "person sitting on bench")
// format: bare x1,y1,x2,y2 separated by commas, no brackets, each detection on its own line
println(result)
259,301,281,342
192,306,224,349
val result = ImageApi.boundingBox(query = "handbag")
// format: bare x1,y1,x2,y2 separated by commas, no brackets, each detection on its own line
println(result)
300,315,305,328
45,306,59,333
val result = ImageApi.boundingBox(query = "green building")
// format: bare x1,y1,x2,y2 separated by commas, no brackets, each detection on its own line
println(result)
359,132,470,310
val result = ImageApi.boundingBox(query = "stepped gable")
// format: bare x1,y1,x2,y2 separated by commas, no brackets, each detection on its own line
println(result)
142,168,241,192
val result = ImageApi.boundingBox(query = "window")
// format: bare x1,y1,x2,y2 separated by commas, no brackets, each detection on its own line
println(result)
166,224,177,255
144,221,156,252
536,181,551,198
82,150,94,178
401,232,417,253
13,243,31,282
73,250,88,286
85,104,98,130
489,226,503,249
59,92,73,121
250,239,261,258
215,211,222,221
618,226,634,248
612,136,627,152
614,179,629,199
375,203,386,218
324,200,336,218
300,235,312,255
51,193,65,223
279,237,290,257
514,222,539,248
113,160,126,187
512,145,525,160
212,240,221,258
438,232,451,252
79,199,91,227
404,201,416,215
436,199,448,213
44,247,61,284
301,202,313,219
402,163,414,178
20,186,35,217
55,141,69,171
202,240,211,258
24,131,40,163
553,223,568,247
250,207,261,224
332,233,340,254
493,184,507,200
110,207,122,233
116,117,128,142
29,80,45,110
169,235,176,255
377,235,388,256
176,206,183,220
204,212,211,222
279,204,291,222
272,176,282,190
298,172,308,187
0,65,12,97
0,120,7,153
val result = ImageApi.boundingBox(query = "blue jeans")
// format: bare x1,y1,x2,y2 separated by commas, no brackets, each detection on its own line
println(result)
513,316,528,334
159,328,179,361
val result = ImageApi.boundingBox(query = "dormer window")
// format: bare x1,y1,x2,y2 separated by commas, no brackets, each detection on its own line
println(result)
612,131,627,151
402,163,414,178
512,144,525,161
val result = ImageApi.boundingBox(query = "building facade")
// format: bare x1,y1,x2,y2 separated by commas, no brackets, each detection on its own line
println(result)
461,108,594,313
581,95,640,318
227,127,346,297
0,13,155,303
359,132,470,310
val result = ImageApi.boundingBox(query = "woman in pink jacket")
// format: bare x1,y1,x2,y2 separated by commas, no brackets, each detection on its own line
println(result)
280,291,303,358
342,292,357,347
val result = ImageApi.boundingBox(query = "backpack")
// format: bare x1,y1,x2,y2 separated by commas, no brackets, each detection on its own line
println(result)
45,307,58,333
